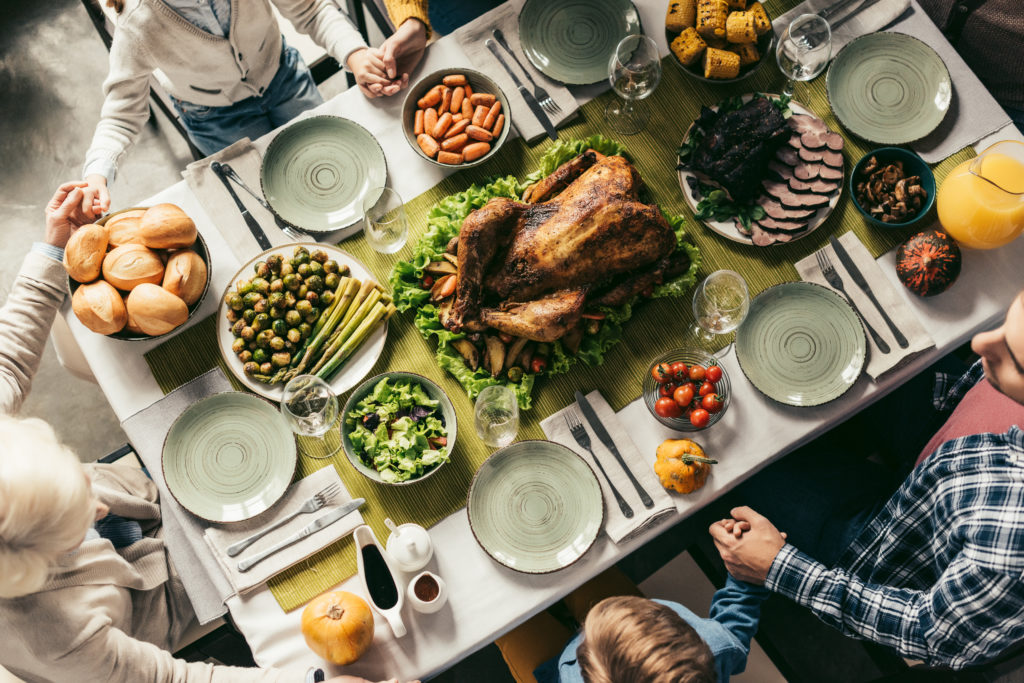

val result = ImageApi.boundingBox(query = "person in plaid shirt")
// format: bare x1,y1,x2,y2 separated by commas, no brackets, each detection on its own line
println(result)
710,290,1024,670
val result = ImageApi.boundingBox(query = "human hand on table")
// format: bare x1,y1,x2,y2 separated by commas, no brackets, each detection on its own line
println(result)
348,47,408,99
709,506,787,585
379,19,427,86
45,181,99,248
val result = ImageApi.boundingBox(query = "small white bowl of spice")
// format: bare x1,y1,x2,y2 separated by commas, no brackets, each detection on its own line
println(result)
407,571,447,614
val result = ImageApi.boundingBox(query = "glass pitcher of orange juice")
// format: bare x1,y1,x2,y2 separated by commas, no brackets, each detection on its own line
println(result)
937,141,1024,249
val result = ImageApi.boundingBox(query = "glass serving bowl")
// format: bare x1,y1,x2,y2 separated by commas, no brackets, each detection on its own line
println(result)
642,348,731,431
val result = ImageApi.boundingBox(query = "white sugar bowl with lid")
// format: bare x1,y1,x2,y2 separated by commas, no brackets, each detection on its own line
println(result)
384,518,434,573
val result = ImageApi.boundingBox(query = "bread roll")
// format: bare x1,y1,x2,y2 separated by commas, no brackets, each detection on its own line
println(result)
63,223,109,283
72,280,127,335
123,294,145,335
106,209,147,247
102,244,165,291
126,283,188,336
162,249,207,305
139,203,197,249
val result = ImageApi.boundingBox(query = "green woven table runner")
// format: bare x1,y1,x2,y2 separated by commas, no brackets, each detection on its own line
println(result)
146,20,974,611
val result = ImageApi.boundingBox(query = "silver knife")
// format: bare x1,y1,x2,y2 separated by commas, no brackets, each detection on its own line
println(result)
574,390,654,508
237,498,365,572
211,160,273,250
484,38,558,141
829,236,909,348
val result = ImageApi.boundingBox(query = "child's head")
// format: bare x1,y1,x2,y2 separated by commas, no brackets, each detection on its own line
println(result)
577,596,716,683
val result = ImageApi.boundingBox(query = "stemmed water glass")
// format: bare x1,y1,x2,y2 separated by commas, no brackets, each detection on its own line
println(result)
605,34,662,135
775,14,832,98
363,187,409,254
692,270,750,345
280,374,342,458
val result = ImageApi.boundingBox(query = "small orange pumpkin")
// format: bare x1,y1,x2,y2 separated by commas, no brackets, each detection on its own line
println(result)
301,591,374,665
654,439,718,494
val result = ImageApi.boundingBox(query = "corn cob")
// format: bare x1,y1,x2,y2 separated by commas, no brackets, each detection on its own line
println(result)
695,0,728,39
748,2,771,34
726,11,757,43
732,42,761,65
666,0,697,32
671,27,707,66
726,0,746,8
706,35,730,50
703,47,740,78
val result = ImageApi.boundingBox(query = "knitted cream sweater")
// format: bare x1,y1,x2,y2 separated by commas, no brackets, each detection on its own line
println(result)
83,0,367,181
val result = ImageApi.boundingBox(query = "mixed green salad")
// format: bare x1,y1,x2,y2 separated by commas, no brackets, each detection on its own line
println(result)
345,377,449,483
390,134,701,410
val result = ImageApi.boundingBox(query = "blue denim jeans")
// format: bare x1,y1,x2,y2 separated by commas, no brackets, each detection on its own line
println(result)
171,40,323,157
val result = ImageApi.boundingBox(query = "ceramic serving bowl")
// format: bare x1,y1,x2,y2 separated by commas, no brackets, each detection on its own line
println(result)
642,348,731,431
340,371,457,485
401,68,511,169
67,206,212,341
850,147,936,229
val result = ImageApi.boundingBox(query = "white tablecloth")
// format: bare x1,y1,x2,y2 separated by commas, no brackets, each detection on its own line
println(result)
64,0,1024,678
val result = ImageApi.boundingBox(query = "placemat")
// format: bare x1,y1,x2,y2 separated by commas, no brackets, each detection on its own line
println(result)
145,19,974,611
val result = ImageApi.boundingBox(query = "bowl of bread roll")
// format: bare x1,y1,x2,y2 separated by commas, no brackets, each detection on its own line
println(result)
665,0,775,83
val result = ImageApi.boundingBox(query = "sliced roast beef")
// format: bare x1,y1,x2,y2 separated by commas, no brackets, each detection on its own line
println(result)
756,195,817,220
822,149,844,168
819,165,843,181
788,175,840,194
788,114,828,136
776,147,801,167
763,180,831,209
801,130,829,150
757,215,809,232
734,218,752,237
794,163,822,181
787,135,803,150
799,145,825,163
825,133,844,151
768,160,796,180
751,223,796,246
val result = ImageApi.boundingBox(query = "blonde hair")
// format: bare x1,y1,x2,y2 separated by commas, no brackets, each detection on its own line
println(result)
577,596,716,683
0,416,94,598
107,0,125,13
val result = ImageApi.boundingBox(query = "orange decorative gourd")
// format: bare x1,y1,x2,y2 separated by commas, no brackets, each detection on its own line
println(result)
654,439,717,494
301,591,374,665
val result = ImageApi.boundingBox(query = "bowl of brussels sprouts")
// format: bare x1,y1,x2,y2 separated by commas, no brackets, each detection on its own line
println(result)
217,243,391,401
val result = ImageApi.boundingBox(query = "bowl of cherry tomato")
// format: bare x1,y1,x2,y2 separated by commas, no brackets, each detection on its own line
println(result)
643,349,730,431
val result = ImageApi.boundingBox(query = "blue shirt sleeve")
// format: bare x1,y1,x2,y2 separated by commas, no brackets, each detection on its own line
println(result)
705,576,770,675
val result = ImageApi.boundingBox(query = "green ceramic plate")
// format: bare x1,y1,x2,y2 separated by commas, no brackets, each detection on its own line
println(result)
162,392,297,523
518,0,641,85
468,440,604,574
826,32,951,145
261,116,386,233
736,282,866,406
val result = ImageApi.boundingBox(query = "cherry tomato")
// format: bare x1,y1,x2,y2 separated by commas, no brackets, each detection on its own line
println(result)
706,363,723,383
669,361,689,379
673,384,695,407
422,275,435,289
688,365,706,381
689,407,710,428
659,382,677,398
651,363,673,384
655,397,683,419
531,357,547,373
698,380,716,397
701,394,724,414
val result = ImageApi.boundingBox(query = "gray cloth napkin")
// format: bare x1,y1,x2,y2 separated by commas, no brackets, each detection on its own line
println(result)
455,0,579,144
181,138,291,264
120,368,234,624
796,230,933,380
203,465,363,594
774,0,910,54
541,391,675,544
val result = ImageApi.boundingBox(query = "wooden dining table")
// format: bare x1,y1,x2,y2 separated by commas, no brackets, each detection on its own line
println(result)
64,0,1024,679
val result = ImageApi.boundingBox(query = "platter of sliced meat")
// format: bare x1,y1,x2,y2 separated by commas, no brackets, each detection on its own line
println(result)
678,94,845,247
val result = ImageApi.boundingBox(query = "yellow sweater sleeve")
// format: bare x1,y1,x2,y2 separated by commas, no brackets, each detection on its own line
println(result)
384,0,431,37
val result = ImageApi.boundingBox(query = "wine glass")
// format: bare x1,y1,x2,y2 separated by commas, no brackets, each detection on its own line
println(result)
692,270,750,344
280,374,341,459
473,385,519,448
605,34,662,135
363,187,408,254
775,14,832,98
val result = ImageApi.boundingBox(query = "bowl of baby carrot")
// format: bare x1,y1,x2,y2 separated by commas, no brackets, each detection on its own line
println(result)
402,68,511,168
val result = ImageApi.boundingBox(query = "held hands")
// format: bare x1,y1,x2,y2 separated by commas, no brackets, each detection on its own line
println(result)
380,19,427,84
45,181,100,248
708,506,787,585
84,174,111,215
348,47,406,98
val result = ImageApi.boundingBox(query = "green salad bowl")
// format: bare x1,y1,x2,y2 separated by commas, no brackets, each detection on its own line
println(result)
341,371,457,485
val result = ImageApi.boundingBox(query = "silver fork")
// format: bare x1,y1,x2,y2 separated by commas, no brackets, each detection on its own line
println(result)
491,28,561,116
565,411,633,519
816,250,891,354
225,483,341,556
218,162,312,242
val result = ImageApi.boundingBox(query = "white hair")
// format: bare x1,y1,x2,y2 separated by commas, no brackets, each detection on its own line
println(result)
0,416,94,598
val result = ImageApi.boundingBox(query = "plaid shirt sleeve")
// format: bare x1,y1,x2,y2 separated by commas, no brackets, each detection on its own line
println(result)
932,359,984,412
766,544,1024,669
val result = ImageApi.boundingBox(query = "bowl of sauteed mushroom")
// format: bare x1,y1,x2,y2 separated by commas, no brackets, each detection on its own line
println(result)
850,148,936,229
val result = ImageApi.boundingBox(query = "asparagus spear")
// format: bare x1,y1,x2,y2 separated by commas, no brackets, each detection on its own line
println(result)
318,303,395,381
338,279,378,330
310,276,352,340
309,289,382,375
286,278,360,378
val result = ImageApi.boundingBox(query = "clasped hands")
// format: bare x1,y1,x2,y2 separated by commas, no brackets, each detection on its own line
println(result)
348,19,428,99
708,506,788,585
